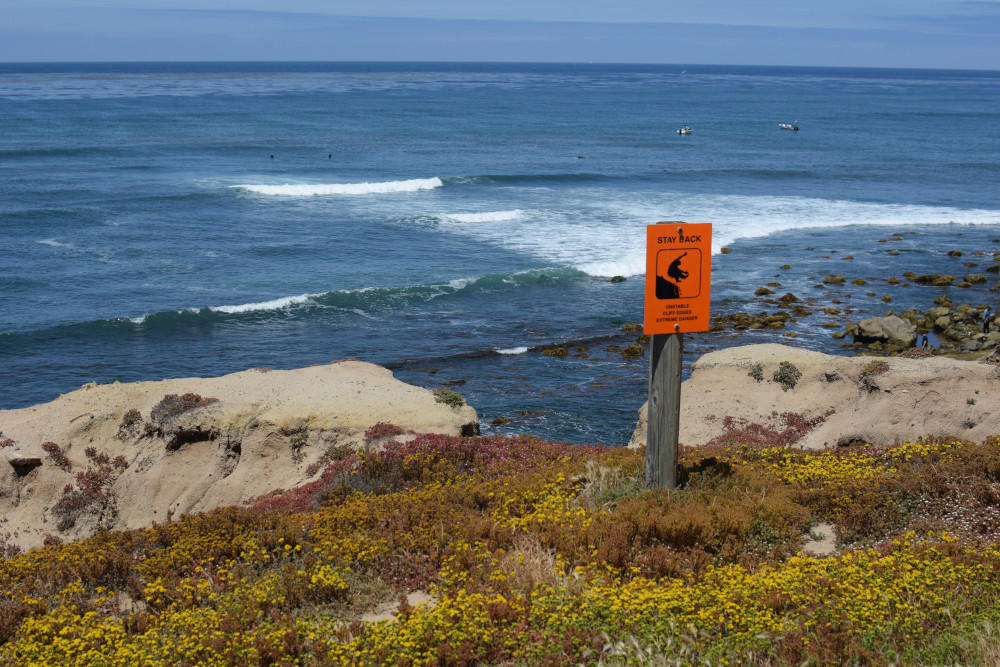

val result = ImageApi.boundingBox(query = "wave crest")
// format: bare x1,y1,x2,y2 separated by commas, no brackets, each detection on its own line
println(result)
210,294,316,315
232,177,443,196
445,210,523,223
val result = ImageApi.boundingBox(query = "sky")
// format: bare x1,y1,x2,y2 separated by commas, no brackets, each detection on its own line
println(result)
2,0,999,69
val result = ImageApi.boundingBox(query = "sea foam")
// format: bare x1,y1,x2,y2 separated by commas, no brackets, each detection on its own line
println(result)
495,346,529,355
210,294,315,314
232,178,443,196
432,188,1000,279
445,210,522,223
39,238,73,248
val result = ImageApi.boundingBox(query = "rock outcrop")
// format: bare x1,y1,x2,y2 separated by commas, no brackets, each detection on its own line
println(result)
0,361,478,549
853,315,917,348
630,343,1000,451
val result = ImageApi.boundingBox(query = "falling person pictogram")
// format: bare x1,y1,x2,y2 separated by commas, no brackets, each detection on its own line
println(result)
656,252,688,299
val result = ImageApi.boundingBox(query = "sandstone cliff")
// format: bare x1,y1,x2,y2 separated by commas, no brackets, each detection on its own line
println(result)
0,361,478,549
630,343,1000,450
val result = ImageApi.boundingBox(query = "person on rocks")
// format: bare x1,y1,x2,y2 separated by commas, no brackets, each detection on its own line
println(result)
985,306,993,334
920,333,929,349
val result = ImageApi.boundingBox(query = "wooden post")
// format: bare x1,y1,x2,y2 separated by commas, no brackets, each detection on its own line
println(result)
646,331,682,489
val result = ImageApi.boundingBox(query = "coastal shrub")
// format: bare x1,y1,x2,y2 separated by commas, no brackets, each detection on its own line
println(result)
0,438,15,449
704,410,833,449
304,442,355,477
120,408,142,428
573,460,645,510
51,446,128,531
41,441,72,472
364,422,405,442
288,427,309,463
860,360,890,376
433,388,465,407
0,531,21,559
150,393,219,424
116,408,143,440
773,361,802,391
747,362,764,382
8,436,1000,664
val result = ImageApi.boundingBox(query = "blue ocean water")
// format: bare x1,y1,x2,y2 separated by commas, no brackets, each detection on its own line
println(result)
2,62,999,445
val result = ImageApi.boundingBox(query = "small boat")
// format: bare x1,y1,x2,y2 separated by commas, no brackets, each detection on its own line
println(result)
677,125,693,135
779,121,799,131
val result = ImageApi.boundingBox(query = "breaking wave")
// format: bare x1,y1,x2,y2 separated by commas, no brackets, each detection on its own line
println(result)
232,177,444,196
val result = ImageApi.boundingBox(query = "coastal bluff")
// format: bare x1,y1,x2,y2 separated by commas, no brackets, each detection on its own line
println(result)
0,361,478,550
630,343,1000,451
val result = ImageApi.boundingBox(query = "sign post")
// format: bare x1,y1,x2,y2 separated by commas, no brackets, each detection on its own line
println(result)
643,222,712,489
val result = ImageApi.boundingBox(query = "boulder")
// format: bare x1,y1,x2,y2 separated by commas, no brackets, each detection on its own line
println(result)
854,316,917,347
912,274,957,286
927,307,951,319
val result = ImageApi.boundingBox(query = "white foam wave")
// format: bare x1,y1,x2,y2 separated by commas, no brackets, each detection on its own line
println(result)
577,258,647,279
39,238,73,248
432,188,1000,279
232,177,443,196
445,210,522,223
210,294,314,314
448,278,474,290
496,346,529,355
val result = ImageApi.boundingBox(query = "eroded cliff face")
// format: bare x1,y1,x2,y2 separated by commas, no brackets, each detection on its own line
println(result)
0,361,478,550
630,343,1000,451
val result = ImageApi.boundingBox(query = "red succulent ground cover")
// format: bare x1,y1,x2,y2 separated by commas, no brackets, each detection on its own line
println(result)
149,393,219,424
3,426,1000,664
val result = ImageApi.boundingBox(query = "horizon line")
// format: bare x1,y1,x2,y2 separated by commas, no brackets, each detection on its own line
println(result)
2,60,999,74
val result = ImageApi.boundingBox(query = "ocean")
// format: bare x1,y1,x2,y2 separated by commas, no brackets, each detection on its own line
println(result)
2,62,999,446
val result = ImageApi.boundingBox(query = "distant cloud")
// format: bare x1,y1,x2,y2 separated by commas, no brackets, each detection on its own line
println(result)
0,8,997,69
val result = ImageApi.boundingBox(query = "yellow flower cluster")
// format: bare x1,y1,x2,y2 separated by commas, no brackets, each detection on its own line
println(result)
322,533,1000,664
885,439,961,463
492,473,596,533
1,436,998,665
736,440,964,488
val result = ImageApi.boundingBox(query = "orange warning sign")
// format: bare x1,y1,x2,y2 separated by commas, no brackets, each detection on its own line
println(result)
644,222,712,334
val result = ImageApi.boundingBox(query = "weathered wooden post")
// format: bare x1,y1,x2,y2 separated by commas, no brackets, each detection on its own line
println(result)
646,330,682,488
643,222,712,489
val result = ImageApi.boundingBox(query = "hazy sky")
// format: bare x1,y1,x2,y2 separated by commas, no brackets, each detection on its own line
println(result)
3,0,999,68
